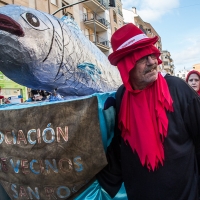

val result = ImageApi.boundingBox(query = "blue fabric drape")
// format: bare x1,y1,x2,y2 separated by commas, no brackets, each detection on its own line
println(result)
75,92,127,200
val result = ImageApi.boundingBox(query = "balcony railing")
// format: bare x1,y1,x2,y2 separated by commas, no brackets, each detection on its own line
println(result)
118,9,123,17
85,34,111,48
139,25,147,34
97,0,107,7
82,0,107,12
83,12,109,27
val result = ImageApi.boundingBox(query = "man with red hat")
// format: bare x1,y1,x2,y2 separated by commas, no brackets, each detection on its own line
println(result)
97,23,200,200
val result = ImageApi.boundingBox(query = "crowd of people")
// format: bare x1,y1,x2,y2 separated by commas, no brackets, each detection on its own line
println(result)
0,90,51,105
25,89,51,102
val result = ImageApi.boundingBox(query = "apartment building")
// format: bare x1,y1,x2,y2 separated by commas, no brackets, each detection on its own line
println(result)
192,63,200,71
78,0,111,55
0,0,122,56
0,0,62,18
161,50,175,75
123,7,137,24
122,7,163,71
123,8,162,52
109,0,123,33
144,22,162,51
175,69,189,80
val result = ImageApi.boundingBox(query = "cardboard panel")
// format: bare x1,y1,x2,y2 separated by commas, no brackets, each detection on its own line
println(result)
0,96,107,199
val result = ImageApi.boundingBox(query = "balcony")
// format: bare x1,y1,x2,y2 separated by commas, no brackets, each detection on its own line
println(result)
139,25,147,34
163,65,172,70
83,13,109,32
86,34,110,52
82,0,107,12
118,9,123,17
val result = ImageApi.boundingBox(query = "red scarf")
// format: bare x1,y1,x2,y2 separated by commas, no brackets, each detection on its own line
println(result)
117,46,174,171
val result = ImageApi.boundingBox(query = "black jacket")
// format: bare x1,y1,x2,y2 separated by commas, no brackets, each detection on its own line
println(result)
97,75,200,200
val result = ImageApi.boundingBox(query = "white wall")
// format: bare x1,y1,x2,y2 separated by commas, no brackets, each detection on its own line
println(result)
122,8,137,24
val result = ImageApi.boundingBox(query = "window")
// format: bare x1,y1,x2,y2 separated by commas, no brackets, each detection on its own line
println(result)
62,2,69,15
164,61,168,66
117,6,122,16
119,20,122,28
113,10,117,23
177,74,179,77
64,12,74,19
85,28,89,39
51,0,57,6
62,1,74,19
29,0,36,9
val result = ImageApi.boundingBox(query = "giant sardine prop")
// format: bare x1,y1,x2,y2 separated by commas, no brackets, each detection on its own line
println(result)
0,5,122,96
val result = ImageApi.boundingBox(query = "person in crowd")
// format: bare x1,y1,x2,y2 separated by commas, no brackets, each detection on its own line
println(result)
97,23,200,200
3,98,10,104
186,70,200,95
26,89,50,102
0,94,4,104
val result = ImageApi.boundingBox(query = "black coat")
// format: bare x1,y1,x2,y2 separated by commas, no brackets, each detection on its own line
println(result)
97,74,200,200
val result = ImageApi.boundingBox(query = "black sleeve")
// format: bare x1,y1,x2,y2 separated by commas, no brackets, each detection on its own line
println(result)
166,75,200,173
96,85,125,198
184,95,200,173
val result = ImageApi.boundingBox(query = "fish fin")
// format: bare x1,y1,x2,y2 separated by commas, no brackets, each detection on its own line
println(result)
61,16,81,31
77,62,101,82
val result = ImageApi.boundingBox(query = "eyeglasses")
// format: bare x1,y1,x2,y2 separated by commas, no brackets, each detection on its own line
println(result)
136,54,157,64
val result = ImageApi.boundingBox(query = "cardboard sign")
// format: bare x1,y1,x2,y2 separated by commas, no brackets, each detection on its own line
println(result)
0,96,107,199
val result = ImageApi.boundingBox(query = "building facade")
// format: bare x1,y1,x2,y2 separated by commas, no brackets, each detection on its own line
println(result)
109,0,123,33
161,50,175,75
122,8,162,51
192,63,200,71
0,72,28,100
122,7,164,71
78,0,111,56
0,0,118,55
0,0,62,18
175,69,189,80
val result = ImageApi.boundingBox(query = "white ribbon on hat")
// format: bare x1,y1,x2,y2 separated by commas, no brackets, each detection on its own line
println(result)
116,34,148,51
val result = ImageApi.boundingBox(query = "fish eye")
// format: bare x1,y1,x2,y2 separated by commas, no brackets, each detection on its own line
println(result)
21,12,49,31
25,13,40,27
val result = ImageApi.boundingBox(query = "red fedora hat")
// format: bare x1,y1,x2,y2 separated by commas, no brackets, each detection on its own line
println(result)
108,23,159,66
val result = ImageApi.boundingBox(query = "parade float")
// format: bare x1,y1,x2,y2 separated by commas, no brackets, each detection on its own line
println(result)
0,4,127,200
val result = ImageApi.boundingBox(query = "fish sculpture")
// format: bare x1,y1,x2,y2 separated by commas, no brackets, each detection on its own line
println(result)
0,5,122,96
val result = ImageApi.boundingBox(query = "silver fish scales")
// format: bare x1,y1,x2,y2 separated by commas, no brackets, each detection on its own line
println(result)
0,5,122,96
